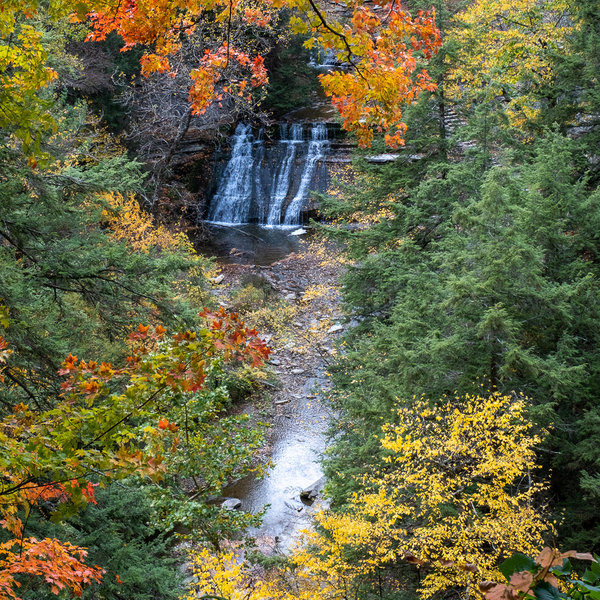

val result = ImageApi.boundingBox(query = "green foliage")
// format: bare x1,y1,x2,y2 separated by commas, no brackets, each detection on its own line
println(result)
20,484,184,600
1,309,270,596
539,0,600,184
262,13,320,116
483,548,600,600
229,274,276,315
0,138,205,407
499,554,540,580
323,129,600,549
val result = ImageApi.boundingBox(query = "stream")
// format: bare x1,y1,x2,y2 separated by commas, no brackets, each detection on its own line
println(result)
211,244,343,553
201,117,345,552
224,371,331,551
201,224,302,265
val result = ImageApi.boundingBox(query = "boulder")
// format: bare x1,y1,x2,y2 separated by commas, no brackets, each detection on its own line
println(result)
221,498,242,510
300,476,326,502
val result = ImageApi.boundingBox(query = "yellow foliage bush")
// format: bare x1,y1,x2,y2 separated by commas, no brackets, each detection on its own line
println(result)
306,392,549,598
99,191,217,307
100,191,190,254
184,392,548,600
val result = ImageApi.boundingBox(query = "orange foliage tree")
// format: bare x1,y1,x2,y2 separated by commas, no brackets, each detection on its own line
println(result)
0,308,269,599
2,1,441,152
82,0,441,148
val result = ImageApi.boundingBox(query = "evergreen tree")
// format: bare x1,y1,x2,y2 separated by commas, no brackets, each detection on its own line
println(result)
0,141,205,409
325,133,600,553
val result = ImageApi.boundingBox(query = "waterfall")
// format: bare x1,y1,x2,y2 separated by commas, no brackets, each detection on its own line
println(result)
266,123,304,227
207,123,256,224
207,122,329,227
283,123,328,225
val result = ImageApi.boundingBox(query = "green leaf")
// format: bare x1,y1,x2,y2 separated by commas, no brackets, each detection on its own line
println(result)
577,583,600,594
534,582,563,600
583,568,600,584
499,553,539,580
551,559,573,577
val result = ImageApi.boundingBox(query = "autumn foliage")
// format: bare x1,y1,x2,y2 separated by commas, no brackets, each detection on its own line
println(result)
0,308,269,600
2,0,441,153
449,0,573,125
481,547,596,600
100,191,192,253
184,392,548,600
317,6,440,147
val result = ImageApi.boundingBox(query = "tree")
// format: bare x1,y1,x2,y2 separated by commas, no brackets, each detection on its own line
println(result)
20,483,186,600
368,392,547,597
0,143,208,408
184,392,547,600
447,0,573,128
291,392,548,599
2,1,442,155
322,127,600,555
0,3,58,158
541,0,600,183
0,309,270,599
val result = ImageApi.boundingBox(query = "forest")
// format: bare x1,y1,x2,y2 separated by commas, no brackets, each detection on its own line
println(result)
1,0,600,599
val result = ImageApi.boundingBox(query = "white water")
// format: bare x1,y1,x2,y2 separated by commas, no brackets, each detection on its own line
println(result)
207,123,256,224
266,123,304,227
283,124,328,225
206,122,329,228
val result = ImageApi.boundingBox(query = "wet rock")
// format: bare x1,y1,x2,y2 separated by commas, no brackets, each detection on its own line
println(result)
289,228,307,236
212,274,225,284
291,368,305,375
268,358,281,366
222,498,242,510
284,293,297,301
327,324,344,334
300,476,326,502
275,398,291,405
365,153,400,164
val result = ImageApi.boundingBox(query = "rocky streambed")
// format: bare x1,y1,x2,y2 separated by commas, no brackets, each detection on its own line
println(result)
207,235,346,552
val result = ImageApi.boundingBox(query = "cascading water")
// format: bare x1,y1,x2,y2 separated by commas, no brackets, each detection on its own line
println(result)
283,123,328,225
207,123,256,224
266,123,304,227
206,122,329,228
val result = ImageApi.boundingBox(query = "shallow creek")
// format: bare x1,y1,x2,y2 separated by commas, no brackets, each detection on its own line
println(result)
205,229,343,552
225,371,330,551
200,106,346,549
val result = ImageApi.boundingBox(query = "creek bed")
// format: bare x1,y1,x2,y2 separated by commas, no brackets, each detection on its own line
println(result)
224,373,330,551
